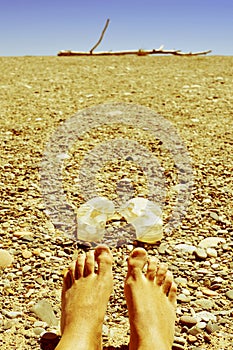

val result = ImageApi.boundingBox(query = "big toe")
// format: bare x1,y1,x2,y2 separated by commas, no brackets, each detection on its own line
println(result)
127,248,147,276
95,245,113,276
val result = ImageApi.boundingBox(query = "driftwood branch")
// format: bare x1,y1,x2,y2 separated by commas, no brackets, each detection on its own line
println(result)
58,48,212,57
90,19,110,54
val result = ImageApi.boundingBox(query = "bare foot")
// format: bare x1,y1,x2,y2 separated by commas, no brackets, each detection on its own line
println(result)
124,248,177,350
55,245,113,350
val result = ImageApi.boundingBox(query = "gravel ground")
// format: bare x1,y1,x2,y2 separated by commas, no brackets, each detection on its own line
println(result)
0,55,232,349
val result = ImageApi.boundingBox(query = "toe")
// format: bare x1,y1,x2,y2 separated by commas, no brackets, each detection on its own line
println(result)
95,245,113,276
76,253,86,278
155,263,168,286
146,256,158,281
127,248,147,278
84,250,95,276
168,282,177,307
162,270,173,295
63,269,73,290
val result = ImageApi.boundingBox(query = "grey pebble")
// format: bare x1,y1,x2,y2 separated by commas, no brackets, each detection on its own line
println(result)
174,244,196,253
225,289,233,300
206,321,220,334
198,237,226,248
206,247,218,258
2,310,22,319
3,320,14,330
33,327,46,336
174,277,188,286
172,343,185,350
177,294,192,303
195,311,216,322
194,298,215,310
194,248,207,260
210,212,219,221
31,299,58,327
179,316,197,327
173,336,186,345
188,325,203,336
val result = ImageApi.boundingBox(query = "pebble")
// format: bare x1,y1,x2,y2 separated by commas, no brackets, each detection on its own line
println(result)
209,212,219,221
179,316,197,327
13,230,33,238
195,311,216,322
194,248,207,260
188,335,198,343
173,336,186,345
206,321,220,334
2,310,22,319
225,290,233,300
175,277,188,286
31,300,58,327
33,327,46,336
194,298,215,310
177,294,192,303
196,321,206,329
172,343,185,350
188,325,202,336
158,243,168,254
22,265,31,273
174,244,196,253
22,250,33,259
201,287,218,297
0,249,14,268
198,237,226,248
206,247,218,257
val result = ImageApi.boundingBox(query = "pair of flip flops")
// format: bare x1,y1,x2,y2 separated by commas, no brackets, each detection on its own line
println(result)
76,197,163,244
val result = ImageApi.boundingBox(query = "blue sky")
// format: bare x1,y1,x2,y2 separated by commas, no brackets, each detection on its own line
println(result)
0,0,232,56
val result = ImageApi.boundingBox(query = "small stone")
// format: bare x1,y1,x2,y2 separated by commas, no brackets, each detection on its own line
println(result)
0,250,14,268
173,336,186,345
188,335,198,343
210,212,219,221
22,265,31,273
198,237,226,248
177,294,192,303
195,298,215,310
13,230,33,238
206,321,220,334
225,290,233,300
206,247,217,258
2,310,22,319
32,248,41,256
31,300,58,327
195,311,216,322
175,277,188,286
203,334,211,343
158,243,168,254
196,321,207,329
194,248,207,259
33,327,45,336
188,326,202,336
174,244,196,254
172,343,185,350
180,316,197,327
22,250,32,259
201,287,218,297
3,320,14,330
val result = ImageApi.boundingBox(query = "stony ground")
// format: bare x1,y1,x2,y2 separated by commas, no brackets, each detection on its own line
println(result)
0,55,232,350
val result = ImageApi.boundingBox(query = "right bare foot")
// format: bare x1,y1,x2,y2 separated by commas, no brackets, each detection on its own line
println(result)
55,245,113,350
124,248,177,350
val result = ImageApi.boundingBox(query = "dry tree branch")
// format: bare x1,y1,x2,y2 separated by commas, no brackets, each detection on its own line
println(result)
89,19,110,54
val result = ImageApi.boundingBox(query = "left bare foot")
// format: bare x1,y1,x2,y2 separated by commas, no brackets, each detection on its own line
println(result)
55,245,113,350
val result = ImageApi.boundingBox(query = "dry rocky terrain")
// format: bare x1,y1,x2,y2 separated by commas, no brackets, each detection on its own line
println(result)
0,55,233,349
